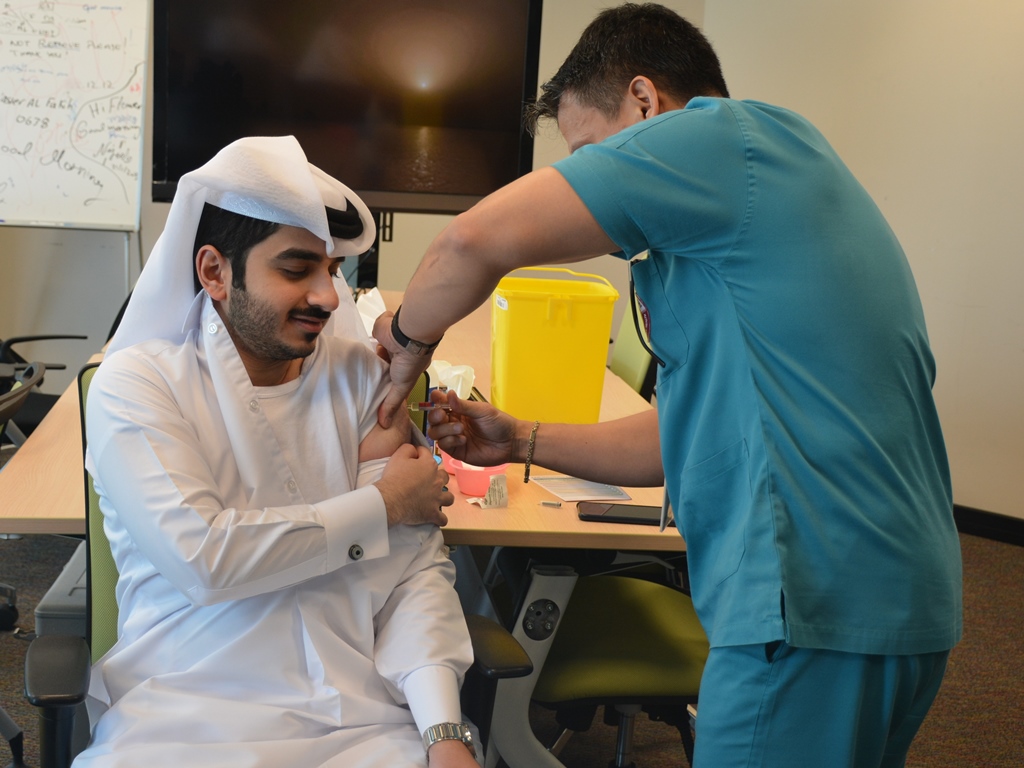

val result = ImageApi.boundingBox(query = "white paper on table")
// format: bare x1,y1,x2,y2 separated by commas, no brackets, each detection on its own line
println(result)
530,476,632,502
466,474,509,508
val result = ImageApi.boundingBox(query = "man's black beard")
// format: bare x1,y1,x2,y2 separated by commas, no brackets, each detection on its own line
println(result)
227,288,328,362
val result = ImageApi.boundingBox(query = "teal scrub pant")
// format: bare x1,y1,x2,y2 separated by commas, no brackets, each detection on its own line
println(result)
692,641,950,768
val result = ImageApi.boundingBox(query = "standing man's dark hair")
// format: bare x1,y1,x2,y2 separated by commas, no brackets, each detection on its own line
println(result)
525,2,729,134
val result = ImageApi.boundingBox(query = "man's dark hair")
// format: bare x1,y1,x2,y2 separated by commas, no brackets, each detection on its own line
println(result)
524,3,729,134
192,203,281,293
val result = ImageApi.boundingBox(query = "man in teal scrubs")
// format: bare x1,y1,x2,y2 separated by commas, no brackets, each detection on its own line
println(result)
373,4,962,765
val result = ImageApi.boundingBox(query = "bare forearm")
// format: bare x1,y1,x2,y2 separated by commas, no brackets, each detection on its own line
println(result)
396,167,618,345
396,220,503,347
510,410,663,487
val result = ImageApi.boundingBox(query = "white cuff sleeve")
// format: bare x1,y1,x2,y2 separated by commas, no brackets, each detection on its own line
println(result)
315,482,388,568
403,665,464,735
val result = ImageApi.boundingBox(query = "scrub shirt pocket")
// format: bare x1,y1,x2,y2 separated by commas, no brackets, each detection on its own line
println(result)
679,439,751,588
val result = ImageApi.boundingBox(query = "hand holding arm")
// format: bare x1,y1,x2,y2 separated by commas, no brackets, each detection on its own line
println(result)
372,309,436,429
374,443,454,527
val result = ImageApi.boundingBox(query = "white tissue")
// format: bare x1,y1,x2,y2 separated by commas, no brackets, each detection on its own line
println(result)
355,288,387,337
428,360,475,399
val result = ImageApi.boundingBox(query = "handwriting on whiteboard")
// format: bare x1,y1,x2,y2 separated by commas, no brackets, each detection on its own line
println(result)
0,0,147,230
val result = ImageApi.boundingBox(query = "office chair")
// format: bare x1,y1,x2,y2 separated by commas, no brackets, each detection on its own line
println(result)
608,311,656,403
1,335,87,441
484,560,708,768
1,361,47,449
0,362,46,768
23,363,531,768
1,705,28,768
0,361,54,767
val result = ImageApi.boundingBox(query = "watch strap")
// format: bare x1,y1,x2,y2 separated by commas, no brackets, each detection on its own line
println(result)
392,305,442,356
422,721,476,762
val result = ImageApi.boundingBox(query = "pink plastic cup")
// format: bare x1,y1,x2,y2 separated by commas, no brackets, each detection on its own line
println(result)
449,459,510,497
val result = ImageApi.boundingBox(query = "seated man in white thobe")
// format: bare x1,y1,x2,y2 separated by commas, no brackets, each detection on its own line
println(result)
74,136,479,768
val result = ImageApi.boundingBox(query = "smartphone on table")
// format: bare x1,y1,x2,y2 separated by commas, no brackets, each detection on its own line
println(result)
576,501,664,526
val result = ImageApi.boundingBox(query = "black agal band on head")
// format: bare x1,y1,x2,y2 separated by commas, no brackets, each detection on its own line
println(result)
325,201,364,240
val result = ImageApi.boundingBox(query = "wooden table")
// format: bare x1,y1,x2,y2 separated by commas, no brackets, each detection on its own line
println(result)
0,293,681,553
377,291,679,552
0,357,92,535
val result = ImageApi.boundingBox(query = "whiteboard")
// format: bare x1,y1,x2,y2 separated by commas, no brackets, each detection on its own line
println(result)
0,0,148,231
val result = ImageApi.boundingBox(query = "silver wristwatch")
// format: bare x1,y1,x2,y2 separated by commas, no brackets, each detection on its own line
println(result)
422,722,476,763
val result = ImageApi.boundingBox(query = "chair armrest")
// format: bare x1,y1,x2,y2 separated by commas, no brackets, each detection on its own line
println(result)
466,614,533,680
25,635,91,768
24,634,91,709
462,614,532,758
1,335,89,370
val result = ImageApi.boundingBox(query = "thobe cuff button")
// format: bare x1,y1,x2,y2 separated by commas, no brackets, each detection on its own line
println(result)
286,479,297,492
348,544,364,561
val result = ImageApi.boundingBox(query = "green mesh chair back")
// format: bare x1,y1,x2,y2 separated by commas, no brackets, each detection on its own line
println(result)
78,363,119,663
609,312,656,402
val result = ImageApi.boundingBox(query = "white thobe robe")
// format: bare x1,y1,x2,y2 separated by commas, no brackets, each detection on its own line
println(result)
73,295,473,767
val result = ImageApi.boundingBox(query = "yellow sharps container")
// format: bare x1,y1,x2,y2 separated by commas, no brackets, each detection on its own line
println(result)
490,267,619,424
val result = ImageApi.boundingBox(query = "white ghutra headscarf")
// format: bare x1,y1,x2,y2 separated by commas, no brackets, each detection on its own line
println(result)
107,136,377,357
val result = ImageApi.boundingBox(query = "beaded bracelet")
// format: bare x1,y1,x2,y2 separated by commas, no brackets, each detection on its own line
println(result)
523,420,540,483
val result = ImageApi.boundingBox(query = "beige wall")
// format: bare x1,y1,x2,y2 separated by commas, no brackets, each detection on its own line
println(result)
703,0,1024,519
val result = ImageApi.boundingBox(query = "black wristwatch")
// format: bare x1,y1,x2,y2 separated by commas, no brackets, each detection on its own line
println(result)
422,722,476,763
391,305,443,356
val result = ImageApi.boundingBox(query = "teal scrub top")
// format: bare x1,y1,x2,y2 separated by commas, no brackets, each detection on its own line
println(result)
555,98,962,655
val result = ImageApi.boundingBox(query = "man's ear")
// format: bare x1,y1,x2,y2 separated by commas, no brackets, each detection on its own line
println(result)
628,76,670,119
195,245,230,301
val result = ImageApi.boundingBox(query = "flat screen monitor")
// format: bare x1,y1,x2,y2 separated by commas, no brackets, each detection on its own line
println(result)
152,0,543,214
